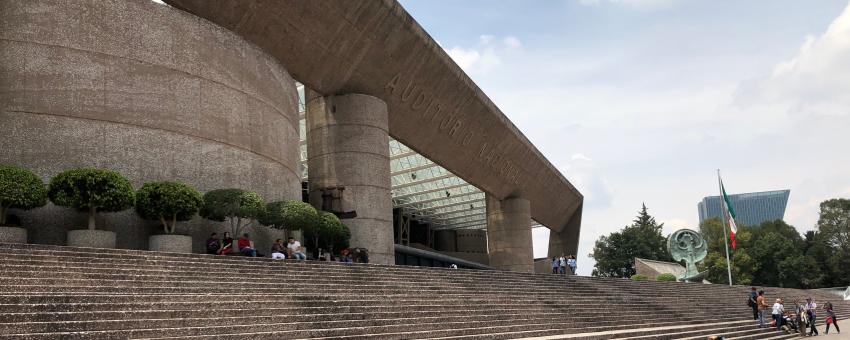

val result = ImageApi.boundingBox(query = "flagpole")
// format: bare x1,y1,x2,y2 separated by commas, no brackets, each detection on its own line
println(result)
717,169,733,286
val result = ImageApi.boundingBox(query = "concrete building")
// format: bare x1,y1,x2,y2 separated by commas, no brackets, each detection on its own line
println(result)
698,190,790,227
0,0,582,272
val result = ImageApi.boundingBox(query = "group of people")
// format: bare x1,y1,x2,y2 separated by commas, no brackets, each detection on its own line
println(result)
748,287,841,336
550,254,577,275
205,232,306,260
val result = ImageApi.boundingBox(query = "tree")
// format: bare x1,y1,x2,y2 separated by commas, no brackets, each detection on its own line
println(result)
318,211,350,255
48,168,135,230
259,200,320,234
698,217,755,285
590,204,671,277
135,181,203,234
199,189,264,236
304,211,350,257
814,199,850,286
0,165,47,225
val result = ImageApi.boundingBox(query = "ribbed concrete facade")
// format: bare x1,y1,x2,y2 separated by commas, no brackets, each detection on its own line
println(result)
0,0,300,252
305,92,393,265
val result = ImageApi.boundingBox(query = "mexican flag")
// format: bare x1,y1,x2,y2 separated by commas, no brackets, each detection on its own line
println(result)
720,180,738,250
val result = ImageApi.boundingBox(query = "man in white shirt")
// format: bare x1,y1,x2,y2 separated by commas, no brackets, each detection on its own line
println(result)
558,254,567,274
287,237,306,260
805,298,819,335
772,298,785,331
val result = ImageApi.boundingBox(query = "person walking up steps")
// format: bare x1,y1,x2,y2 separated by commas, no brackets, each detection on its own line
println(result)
558,254,567,274
756,290,767,328
551,256,559,274
568,255,577,275
748,287,759,322
824,301,841,334
805,297,819,336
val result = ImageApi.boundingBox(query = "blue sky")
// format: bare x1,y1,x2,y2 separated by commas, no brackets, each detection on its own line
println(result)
400,0,850,275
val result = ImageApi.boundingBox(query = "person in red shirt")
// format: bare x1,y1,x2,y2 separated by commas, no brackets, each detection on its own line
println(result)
237,233,257,257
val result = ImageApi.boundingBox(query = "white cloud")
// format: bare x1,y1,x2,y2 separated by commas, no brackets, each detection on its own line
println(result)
560,154,614,210
735,3,850,121
444,34,523,76
503,36,523,49
479,34,495,45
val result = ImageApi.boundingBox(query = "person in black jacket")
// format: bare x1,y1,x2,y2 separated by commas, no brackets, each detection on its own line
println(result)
205,233,220,255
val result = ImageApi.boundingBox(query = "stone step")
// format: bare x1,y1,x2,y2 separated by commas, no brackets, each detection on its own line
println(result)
3,317,752,340
0,304,758,324
0,245,790,293
0,243,847,340
0,312,728,334
672,316,847,340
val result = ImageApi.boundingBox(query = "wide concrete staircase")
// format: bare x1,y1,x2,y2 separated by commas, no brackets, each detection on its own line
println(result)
0,243,847,339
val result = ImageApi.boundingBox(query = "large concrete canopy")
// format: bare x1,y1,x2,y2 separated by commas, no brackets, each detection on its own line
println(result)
165,1,583,237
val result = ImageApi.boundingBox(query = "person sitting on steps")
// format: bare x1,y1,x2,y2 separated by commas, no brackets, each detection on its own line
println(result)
218,232,233,255
205,232,220,255
271,238,286,260
340,248,353,264
237,233,257,257
287,237,306,260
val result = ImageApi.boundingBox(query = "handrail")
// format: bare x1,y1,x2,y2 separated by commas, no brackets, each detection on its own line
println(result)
394,244,493,270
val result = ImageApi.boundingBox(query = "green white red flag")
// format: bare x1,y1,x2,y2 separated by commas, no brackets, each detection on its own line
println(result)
720,180,738,249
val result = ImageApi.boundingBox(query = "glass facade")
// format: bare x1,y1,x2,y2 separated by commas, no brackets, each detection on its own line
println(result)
697,190,790,227
297,84,502,231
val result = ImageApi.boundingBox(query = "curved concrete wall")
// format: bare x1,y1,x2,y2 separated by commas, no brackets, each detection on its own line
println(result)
0,0,300,252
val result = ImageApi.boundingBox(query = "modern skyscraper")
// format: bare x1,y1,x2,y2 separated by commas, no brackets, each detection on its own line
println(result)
698,190,790,227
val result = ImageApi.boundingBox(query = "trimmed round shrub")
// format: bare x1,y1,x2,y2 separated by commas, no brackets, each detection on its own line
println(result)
260,200,319,231
630,274,649,281
135,181,203,234
199,189,264,236
305,211,351,256
656,273,678,282
48,168,134,230
0,164,47,225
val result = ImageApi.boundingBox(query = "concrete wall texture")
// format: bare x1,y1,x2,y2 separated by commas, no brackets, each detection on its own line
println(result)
486,195,534,272
305,92,394,265
0,0,300,253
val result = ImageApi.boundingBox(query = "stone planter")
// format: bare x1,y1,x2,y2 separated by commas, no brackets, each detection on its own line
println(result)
0,226,27,244
67,230,116,249
149,234,192,254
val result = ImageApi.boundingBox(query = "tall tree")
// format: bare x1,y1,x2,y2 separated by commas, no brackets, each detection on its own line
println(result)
698,218,755,285
815,199,850,286
591,204,671,277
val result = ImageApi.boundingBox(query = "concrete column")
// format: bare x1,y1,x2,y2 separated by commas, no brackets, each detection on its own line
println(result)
305,91,394,264
547,203,582,259
486,194,533,272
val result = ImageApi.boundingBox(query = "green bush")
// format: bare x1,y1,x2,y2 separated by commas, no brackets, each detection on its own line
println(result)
199,188,264,236
656,273,678,282
304,211,351,257
48,168,134,230
135,181,203,234
0,164,48,225
630,274,648,281
259,200,319,231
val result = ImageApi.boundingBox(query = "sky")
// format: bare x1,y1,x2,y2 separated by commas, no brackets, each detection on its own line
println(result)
399,0,850,275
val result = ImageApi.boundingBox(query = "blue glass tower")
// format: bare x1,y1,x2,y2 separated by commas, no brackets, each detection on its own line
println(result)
698,190,790,227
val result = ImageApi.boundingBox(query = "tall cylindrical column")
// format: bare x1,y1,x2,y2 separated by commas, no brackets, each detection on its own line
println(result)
306,92,394,264
486,194,533,272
